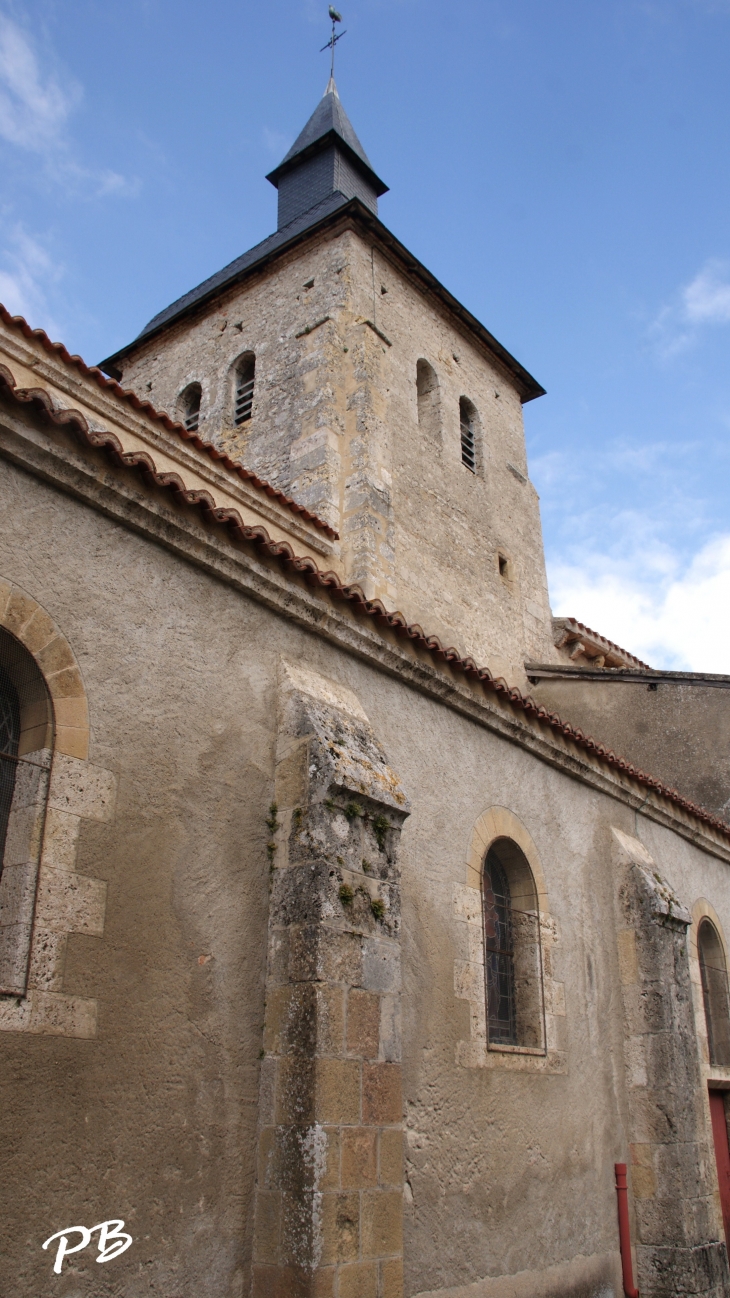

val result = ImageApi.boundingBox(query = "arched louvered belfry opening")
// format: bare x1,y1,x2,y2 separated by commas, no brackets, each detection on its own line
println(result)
698,919,730,1067
483,837,545,1050
233,352,256,426
459,397,478,472
178,382,202,433
416,359,441,444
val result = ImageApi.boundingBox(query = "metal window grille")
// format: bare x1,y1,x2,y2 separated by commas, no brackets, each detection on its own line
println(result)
483,856,517,1044
460,408,476,472
234,369,255,426
699,923,730,1067
483,843,546,1051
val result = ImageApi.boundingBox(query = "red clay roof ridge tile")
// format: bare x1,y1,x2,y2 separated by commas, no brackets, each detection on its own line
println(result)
1,359,727,846
0,304,338,540
555,615,650,669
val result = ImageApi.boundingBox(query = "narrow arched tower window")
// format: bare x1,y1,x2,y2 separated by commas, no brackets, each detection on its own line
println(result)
234,353,256,426
179,383,202,433
698,919,730,1066
483,837,545,1050
459,397,477,472
416,359,440,443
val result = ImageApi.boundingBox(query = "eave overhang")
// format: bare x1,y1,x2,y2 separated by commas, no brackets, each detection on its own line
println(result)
265,129,389,197
99,198,545,404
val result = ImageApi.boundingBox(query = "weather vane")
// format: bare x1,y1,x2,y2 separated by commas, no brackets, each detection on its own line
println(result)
321,6,346,80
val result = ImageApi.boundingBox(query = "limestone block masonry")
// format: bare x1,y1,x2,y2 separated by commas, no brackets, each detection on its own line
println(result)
117,218,557,685
612,828,730,1297
252,661,409,1298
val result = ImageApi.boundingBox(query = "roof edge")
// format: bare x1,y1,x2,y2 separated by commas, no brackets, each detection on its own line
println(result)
0,303,338,539
265,129,389,196
1,358,724,846
99,199,545,404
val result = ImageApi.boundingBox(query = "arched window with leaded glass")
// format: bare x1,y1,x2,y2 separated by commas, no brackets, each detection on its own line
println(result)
483,837,545,1051
0,627,53,996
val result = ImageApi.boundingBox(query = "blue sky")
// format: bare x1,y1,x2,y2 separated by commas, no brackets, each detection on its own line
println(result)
1,0,729,670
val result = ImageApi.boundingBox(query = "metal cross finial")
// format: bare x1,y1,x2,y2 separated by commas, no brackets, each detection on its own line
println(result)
320,6,346,80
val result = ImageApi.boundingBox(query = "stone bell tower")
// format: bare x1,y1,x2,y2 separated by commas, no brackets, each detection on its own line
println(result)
102,79,557,685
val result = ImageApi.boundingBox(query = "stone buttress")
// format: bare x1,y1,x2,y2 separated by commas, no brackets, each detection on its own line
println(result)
613,828,730,1297
251,662,409,1297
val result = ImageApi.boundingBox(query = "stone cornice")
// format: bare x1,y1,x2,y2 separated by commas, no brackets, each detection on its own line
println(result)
2,383,729,864
0,305,338,546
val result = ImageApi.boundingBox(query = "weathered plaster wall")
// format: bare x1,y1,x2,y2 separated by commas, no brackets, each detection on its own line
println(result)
117,220,556,684
531,677,730,822
1,455,728,1296
0,461,274,1297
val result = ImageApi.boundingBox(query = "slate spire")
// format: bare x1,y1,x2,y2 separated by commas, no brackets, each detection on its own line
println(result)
266,79,388,231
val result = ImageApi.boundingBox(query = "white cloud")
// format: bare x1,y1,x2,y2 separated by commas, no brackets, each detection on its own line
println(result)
0,13,77,151
549,533,730,672
683,259,730,324
0,223,62,335
651,258,730,357
0,14,138,197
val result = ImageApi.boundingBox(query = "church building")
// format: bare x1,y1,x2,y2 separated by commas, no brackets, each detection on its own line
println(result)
1,72,730,1298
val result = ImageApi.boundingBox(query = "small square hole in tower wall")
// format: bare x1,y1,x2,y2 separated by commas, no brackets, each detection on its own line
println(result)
498,554,510,579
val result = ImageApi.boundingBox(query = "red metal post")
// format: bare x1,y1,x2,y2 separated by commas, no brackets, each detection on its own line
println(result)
615,1163,640,1298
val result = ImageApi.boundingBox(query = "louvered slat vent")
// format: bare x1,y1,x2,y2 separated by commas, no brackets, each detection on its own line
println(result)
235,377,255,426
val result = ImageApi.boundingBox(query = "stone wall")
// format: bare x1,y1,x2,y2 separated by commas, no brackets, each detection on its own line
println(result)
116,216,557,684
612,828,729,1296
531,676,730,822
1,408,730,1296
251,662,408,1296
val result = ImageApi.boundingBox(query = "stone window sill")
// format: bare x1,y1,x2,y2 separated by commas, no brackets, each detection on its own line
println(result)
487,1042,547,1057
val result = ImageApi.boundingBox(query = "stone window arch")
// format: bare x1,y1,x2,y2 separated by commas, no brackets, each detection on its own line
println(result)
178,382,202,433
483,836,545,1050
0,579,114,1039
459,396,479,473
698,918,730,1067
416,359,441,444
232,352,256,426
0,624,54,995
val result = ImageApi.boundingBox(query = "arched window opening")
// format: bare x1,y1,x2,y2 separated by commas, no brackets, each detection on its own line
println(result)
234,353,256,426
0,662,20,867
0,627,53,996
459,397,477,472
483,837,544,1050
416,359,441,443
698,920,730,1067
179,383,202,433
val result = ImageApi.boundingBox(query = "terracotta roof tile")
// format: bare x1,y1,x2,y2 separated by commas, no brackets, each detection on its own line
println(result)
1,358,727,847
0,304,338,540
556,616,650,669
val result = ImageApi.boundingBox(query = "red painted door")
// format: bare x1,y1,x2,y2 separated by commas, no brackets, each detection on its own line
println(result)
709,1089,730,1251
